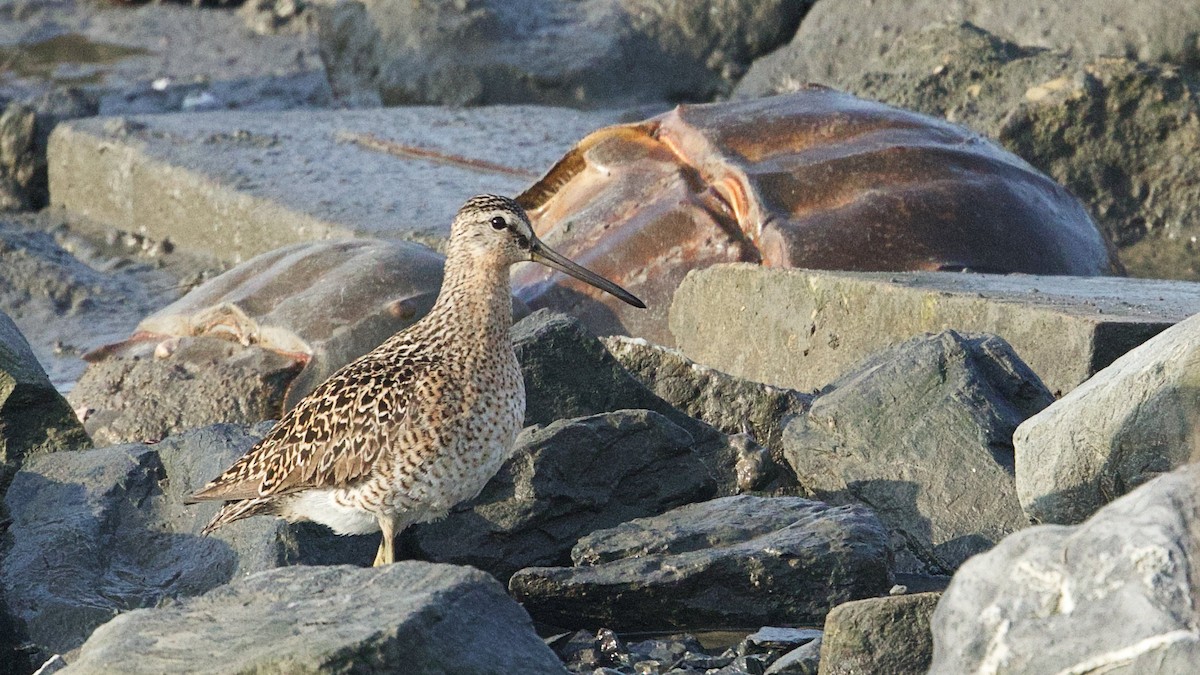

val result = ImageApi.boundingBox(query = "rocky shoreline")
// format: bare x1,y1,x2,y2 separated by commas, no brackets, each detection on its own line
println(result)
3,2,1200,674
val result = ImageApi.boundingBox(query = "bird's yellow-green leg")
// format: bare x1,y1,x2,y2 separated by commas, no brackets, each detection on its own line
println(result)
372,518,396,567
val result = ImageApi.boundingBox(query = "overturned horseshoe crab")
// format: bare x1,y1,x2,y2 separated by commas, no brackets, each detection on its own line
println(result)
512,87,1122,344
102,238,449,408
72,239,455,443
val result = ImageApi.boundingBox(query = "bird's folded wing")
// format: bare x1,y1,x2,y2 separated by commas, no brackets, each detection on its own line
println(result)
186,355,426,502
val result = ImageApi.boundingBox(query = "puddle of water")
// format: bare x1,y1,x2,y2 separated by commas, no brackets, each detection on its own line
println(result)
0,33,150,85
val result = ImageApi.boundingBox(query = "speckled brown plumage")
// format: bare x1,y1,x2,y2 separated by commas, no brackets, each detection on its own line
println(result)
187,194,644,566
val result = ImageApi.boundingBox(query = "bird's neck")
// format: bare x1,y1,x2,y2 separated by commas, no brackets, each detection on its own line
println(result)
427,250,515,343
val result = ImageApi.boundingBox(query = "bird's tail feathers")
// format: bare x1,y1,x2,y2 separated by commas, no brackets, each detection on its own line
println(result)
200,497,276,535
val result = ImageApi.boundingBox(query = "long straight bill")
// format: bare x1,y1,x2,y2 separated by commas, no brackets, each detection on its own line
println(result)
530,242,646,308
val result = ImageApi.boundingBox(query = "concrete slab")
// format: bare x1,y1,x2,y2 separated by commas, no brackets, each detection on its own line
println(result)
669,264,1200,396
48,106,622,262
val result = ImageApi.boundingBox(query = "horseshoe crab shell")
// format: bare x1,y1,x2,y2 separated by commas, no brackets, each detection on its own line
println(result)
513,87,1122,345
86,238,447,410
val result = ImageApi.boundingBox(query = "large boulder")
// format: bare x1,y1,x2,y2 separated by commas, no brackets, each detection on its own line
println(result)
515,311,685,428
61,563,566,674
602,335,811,452
316,0,809,108
738,0,1200,95
70,338,302,446
509,495,891,631
1015,312,1200,525
930,463,1200,674
782,331,1053,575
513,311,738,492
0,474,24,675
0,310,89,464
1,423,374,660
405,410,716,580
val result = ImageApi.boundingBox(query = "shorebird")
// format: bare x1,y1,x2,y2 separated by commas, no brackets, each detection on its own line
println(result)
186,194,644,566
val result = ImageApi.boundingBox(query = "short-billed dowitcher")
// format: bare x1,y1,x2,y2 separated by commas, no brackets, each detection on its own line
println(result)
186,194,644,566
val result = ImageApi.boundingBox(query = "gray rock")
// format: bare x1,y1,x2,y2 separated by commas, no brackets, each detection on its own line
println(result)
602,335,811,454
1,423,374,658
316,0,808,108
0,89,96,211
509,495,890,631
714,653,776,674
0,101,37,212
1015,311,1200,525
745,627,821,652
737,0,1200,97
742,22,1200,282
514,311,669,427
930,463,1200,674
0,560,26,675
782,331,1052,575
670,265,1200,398
514,311,737,492
569,493,828,566
69,337,301,446
0,310,89,464
61,563,566,675
405,409,716,580
765,637,820,675
554,628,633,672
819,593,940,675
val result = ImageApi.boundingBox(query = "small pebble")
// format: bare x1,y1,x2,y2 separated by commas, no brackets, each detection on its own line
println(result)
634,659,660,675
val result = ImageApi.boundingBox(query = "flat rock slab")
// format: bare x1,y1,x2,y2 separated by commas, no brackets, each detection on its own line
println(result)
509,495,890,631
48,106,621,263
61,563,566,675
670,264,1200,396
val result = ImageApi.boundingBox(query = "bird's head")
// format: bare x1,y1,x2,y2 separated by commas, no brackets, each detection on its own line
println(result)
450,194,645,308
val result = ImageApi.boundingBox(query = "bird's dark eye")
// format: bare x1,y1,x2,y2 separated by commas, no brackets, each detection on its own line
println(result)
490,216,507,230
515,234,530,250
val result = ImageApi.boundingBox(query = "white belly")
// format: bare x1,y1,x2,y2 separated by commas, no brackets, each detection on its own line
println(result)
283,489,381,535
